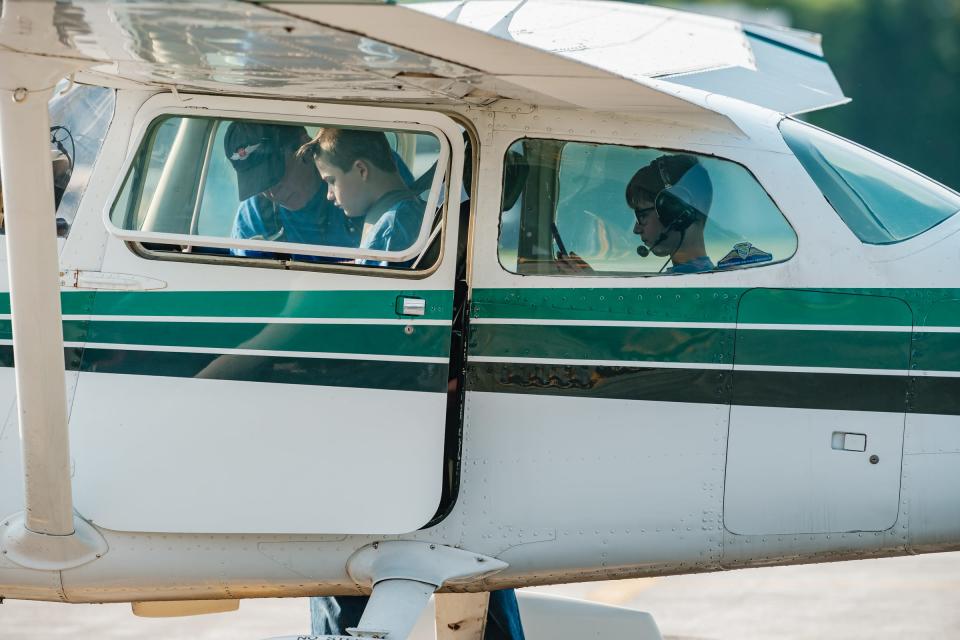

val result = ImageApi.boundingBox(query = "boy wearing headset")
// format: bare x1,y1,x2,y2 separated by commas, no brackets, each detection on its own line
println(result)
555,153,714,274
625,153,714,274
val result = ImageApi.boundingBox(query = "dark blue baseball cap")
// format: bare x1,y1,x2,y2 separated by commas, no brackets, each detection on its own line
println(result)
224,121,308,200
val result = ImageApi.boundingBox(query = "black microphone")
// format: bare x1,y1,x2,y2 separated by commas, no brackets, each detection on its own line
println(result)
637,229,670,259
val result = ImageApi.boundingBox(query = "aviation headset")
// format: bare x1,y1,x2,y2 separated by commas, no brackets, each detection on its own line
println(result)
629,155,713,257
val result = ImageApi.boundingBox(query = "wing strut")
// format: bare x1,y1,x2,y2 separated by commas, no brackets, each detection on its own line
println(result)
0,1,106,569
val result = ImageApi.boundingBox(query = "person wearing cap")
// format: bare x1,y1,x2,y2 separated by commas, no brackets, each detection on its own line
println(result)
224,121,362,260
626,153,715,274
298,127,426,267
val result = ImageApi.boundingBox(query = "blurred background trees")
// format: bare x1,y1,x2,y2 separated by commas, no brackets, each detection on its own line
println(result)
651,0,960,189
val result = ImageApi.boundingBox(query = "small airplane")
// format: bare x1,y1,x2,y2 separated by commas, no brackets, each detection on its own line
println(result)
0,1,958,639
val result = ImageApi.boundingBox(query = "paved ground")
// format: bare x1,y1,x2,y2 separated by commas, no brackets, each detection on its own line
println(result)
2,552,959,639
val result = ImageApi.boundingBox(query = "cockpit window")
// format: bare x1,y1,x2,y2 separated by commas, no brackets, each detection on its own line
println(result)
0,83,115,237
498,139,796,276
780,119,960,244
109,115,448,271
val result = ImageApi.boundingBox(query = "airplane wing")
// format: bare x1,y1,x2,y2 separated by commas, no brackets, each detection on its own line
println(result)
405,0,849,115
0,1,749,134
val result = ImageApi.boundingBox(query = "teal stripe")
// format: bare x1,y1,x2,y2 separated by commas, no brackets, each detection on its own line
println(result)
912,332,960,373
736,329,911,370
471,324,733,365
922,299,960,328
82,290,453,320
737,289,913,327
472,288,960,325
471,288,744,323
82,321,450,358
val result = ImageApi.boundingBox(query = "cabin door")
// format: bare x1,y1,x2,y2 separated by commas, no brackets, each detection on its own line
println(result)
724,288,910,535
64,99,463,535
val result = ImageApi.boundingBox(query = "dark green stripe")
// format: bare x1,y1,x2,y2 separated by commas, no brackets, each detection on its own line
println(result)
470,324,733,365
467,361,958,415
79,321,449,358
910,376,960,415
0,346,446,393
467,362,730,405
78,348,447,393
736,329,910,370
732,370,908,413
86,349,447,392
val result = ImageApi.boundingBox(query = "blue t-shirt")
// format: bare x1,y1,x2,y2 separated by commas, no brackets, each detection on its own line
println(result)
667,255,715,274
230,187,361,262
359,190,426,267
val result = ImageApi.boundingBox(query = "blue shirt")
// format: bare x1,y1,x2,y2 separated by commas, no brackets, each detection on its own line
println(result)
230,186,361,262
667,255,715,274
359,190,426,267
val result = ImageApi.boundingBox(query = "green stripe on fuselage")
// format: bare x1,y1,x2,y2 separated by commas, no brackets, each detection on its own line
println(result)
471,324,733,365
735,329,911,370
471,288,743,323
78,321,450,358
471,287,960,326
61,289,454,320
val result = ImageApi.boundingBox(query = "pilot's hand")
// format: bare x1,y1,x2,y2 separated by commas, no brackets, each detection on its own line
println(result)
555,251,594,274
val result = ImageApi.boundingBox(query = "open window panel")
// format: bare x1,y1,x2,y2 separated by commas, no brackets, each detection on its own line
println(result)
107,95,459,273
68,95,469,536
498,138,797,276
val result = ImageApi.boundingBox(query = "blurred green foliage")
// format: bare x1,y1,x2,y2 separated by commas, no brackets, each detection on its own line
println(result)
657,0,960,189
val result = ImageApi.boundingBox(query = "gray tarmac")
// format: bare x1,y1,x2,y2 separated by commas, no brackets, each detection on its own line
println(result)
2,552,959,639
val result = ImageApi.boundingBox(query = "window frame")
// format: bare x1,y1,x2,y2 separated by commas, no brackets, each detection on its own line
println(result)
779,117,960,245
104,94,462,270
495,134,799,278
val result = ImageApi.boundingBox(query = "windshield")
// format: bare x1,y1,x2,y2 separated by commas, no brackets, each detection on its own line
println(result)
780,119,960,244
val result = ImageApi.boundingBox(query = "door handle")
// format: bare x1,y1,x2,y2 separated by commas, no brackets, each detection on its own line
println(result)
396,296,425,317
831,431,867,452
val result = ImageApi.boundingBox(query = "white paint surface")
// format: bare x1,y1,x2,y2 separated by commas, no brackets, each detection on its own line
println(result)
724,406,904,535
70,373,446,534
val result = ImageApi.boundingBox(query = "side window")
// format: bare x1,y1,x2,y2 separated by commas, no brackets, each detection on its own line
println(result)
109,115,448,270
0,84,116,236
498,139,796,276
780,119,960,244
